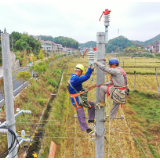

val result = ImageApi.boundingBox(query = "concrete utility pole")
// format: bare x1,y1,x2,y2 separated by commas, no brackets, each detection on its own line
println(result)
12,37,14,51
1,29,17,158
96,9,111,158
95,32,105,158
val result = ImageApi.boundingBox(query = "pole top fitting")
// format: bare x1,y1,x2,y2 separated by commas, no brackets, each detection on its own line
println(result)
99,9,111,21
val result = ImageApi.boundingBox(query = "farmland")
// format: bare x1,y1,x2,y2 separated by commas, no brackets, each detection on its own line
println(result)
38,54,160,158
0,54,160,158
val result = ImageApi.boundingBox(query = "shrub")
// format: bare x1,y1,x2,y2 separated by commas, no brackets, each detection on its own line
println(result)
38,98,48,106
48,86,53,92
48,79,58,87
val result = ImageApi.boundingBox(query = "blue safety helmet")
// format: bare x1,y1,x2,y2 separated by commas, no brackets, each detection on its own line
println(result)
108,58,119,65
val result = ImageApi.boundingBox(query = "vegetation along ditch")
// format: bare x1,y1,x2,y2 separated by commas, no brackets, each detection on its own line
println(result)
0,53,80,158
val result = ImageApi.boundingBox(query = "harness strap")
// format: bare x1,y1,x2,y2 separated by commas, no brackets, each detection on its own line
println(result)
106,84,113,98
87,100,91,108
73,97,83,110
117,68,127,87
70,84,106,98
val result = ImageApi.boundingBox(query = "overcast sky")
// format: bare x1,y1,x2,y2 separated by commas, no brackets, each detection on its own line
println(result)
0,0,160,43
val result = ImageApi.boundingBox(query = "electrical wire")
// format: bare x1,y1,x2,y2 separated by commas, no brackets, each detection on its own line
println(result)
0,127,19,158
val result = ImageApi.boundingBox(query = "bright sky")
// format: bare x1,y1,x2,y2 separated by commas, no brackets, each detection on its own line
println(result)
0,0,160,43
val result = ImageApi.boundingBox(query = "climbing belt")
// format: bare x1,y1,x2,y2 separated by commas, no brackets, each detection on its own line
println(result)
70,83,106,110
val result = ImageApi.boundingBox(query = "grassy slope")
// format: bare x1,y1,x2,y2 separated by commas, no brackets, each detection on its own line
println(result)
38,55,159,158
38,57,140,158
124,90,160,158
0,54,77,157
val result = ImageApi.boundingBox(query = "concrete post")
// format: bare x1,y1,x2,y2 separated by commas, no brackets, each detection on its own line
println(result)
155,68,160,95
95,32,105,158
1,29,17,158
134,71,136,90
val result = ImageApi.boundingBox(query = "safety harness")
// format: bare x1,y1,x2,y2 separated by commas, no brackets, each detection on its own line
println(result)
106,68,127,109
68,75,104,110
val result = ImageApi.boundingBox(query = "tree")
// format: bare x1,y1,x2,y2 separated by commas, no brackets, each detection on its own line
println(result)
22,49,29,67
38,49,44,61
29,61,47,76
16,71,32,89
39,35,79,49
29,51,37,65
12,32,41,55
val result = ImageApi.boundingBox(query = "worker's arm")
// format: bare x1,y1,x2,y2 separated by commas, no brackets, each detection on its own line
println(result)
96,62,120,75
73,67,93,85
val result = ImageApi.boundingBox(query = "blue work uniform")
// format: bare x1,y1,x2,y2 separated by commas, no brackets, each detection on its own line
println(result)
69,67,93,104
69,67,95,131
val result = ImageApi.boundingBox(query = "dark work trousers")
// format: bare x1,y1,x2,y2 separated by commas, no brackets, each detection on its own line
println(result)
72,100,95,131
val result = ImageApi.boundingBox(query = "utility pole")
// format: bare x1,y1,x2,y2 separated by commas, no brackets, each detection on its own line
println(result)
1,29,17,158
96,9,111,158
12,37,14,51
96,32,105,158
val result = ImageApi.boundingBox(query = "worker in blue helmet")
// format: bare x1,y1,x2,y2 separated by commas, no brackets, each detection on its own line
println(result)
94,58,128,119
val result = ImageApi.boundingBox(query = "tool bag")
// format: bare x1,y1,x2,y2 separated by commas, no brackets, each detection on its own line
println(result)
69,81,90,108
110,87,126,104
109,68,128,104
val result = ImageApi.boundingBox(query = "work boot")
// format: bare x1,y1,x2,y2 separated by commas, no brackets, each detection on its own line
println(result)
88,120,96,128
88,120,95,123
86,128,95,136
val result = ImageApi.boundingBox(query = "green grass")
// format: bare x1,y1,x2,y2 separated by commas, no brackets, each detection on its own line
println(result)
126,90,160,157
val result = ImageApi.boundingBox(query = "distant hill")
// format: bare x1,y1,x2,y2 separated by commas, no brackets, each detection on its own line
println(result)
105,36,144,53
79,37,143,53
38,35,55,42
38,35,79,49
135,34,160,47
79,41,96,48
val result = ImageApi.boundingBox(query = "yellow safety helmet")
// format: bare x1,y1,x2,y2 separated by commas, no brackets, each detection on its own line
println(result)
75,64,85,73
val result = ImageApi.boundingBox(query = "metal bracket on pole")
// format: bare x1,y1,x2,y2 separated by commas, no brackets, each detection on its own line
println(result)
0,110,31,128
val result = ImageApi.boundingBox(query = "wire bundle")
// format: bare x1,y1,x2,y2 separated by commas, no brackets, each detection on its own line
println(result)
0,127,19,158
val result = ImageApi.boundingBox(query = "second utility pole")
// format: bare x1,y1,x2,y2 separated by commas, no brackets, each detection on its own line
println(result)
1,29,17,158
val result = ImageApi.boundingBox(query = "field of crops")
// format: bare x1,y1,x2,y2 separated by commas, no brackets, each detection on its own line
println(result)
1,54,159,158
38,55,160,158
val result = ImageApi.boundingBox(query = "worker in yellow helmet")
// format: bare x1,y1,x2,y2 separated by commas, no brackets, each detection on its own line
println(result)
68,64,95,135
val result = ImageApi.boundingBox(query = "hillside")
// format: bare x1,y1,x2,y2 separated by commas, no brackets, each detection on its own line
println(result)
79,41,96,48
106,36,144,53
135,34,160,47
38,35,79,49
80,37,144,53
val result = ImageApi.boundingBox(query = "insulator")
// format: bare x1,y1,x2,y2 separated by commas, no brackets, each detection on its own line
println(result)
87,51,96,65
